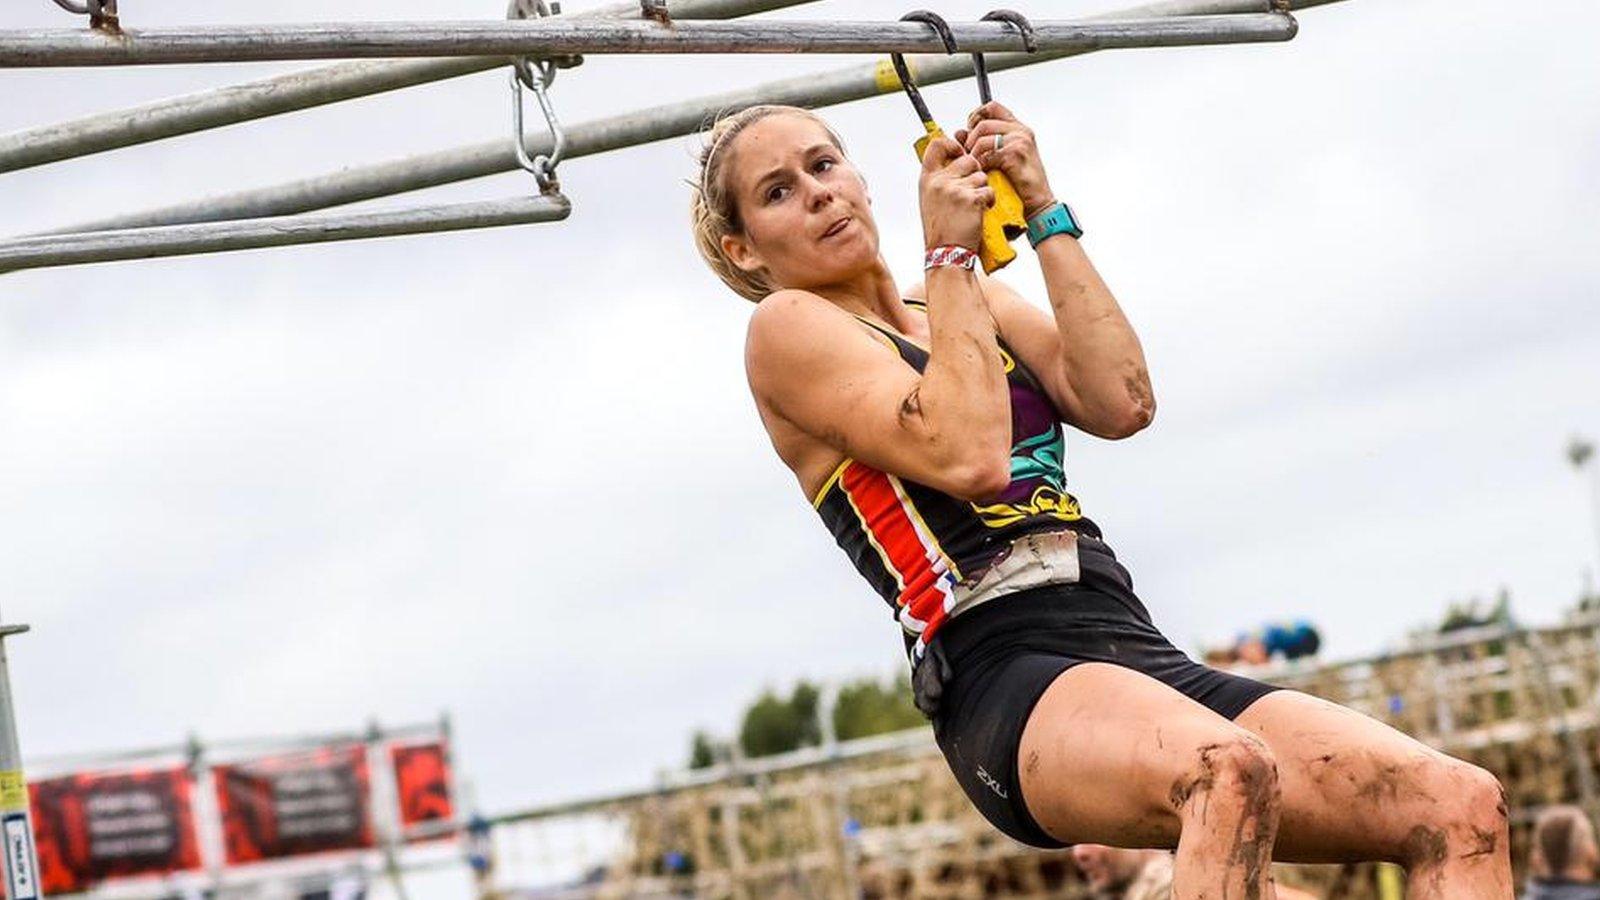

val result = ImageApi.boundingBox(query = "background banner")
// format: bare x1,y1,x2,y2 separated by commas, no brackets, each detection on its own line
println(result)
24,767,202,894
213,745,374,865
389,742,454,837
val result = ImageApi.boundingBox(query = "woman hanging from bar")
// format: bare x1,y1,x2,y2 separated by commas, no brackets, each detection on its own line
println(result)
689,102,1513,898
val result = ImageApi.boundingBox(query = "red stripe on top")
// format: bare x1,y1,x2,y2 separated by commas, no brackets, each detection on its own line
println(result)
841,463,954,641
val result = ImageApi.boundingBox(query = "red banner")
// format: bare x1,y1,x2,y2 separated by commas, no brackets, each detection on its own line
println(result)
23,767,202,894
214,745,374,865
390,742,454,836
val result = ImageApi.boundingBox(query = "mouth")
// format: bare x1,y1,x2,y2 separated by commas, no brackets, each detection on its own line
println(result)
821,216,851,239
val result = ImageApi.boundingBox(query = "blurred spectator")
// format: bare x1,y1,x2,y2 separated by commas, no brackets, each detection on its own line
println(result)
1204,620,1322,668
1070,845,1171,899
1525,805,1600,900
1069,844,1322,899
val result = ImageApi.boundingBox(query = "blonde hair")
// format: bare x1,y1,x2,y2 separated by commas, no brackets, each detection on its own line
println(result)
690,105,847,303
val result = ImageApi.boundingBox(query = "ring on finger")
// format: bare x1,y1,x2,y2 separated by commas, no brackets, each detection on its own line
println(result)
994,133,1005,152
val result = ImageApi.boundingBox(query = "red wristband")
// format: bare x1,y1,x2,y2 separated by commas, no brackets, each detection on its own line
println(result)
924,245,979,272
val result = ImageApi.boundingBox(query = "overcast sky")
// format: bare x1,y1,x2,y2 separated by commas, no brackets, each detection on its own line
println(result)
2,0,1599,894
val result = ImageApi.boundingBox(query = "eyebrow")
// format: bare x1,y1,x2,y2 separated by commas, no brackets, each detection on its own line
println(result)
750,142,837,194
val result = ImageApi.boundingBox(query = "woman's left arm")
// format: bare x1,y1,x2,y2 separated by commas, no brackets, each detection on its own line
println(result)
958,101,1155,440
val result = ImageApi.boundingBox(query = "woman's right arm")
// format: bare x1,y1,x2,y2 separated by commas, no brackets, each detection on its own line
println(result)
745,138,1014,501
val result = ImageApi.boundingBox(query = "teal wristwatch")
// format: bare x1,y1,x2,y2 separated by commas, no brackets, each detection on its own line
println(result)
1026,201,1084,247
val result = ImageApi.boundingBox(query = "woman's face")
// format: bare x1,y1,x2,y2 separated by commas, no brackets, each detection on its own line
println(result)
719,114,880,293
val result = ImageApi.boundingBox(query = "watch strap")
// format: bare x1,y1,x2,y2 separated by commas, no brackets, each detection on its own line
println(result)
1026,201,1084,247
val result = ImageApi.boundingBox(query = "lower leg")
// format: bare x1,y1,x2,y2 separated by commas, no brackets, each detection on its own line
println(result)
1169,738,1282,900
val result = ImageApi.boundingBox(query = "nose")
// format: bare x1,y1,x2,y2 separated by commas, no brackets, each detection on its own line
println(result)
802,172,835,211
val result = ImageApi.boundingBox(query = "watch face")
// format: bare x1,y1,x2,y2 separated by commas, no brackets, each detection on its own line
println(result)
1029,203,1083,244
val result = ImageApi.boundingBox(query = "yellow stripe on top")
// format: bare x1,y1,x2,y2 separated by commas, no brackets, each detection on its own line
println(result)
812,457,852,509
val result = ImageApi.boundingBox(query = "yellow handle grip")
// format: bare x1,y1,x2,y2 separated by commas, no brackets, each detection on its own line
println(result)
914,125,1026,274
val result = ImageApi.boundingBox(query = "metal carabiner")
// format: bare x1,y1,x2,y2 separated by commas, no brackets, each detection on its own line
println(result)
510,63,566,193
506,0,572,193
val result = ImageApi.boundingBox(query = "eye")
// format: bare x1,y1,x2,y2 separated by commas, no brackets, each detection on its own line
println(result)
764,183,790,203
813,157,837,173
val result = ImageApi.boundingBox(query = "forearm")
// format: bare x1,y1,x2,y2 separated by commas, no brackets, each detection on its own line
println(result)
914,266,1012,469
1036,234,1154,435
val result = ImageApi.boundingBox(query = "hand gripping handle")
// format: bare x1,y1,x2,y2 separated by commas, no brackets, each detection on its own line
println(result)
897,10,1026,273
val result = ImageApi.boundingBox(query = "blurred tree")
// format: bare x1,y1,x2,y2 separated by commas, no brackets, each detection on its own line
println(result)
699,673,925,766
688,729,725,770
739,681,823,759
833,673,924,741
1439,589,1513,634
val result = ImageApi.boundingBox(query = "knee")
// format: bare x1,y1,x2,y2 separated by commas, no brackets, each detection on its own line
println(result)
1168,733,1280,820
1398,760,1507,867
1445,762,1508,837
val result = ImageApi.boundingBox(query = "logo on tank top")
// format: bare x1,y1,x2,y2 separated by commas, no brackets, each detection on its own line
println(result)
969,422,1083,528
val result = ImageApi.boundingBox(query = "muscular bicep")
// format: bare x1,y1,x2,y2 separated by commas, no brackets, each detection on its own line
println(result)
745,290,1002,499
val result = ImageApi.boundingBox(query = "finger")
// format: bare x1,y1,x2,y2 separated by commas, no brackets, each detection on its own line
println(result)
967,100,1017,127
963,121,1024,157
964,170,990,188
920,135,964,171
946,153,982,177
977,186,997,209
961,119,999,152
953,128,970,146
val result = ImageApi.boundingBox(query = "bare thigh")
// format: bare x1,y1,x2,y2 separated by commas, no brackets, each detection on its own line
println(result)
1234,690,1500,864
1017,661,1261,847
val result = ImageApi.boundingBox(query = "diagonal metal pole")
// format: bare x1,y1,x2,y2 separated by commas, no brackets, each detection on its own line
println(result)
0,620,42,900
0,193,571,273
0,0,824,174
48,3,1328,235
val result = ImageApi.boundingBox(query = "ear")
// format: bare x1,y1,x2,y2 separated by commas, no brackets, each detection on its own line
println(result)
720,231,765,276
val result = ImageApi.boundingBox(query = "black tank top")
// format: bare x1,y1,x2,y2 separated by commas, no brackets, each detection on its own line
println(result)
812,301,1100,663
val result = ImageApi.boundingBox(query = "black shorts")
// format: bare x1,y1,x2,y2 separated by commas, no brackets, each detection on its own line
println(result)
920,537,1282,848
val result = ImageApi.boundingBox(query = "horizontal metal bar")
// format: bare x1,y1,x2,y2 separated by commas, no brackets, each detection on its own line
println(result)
491,727,939,825
56,10,1308,233
1123,0,1341,13
0,0,823,174
0,193,570,273
0,15,1296,67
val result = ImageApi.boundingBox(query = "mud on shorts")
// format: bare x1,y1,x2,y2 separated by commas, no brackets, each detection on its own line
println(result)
913,536,1283,848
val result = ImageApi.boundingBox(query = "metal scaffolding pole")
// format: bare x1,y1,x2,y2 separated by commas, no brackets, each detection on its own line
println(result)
51,4,1328,234
0,193,571,273
0,0,823,174
0,14,1295,67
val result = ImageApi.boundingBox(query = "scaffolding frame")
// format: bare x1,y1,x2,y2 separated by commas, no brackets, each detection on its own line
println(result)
0,0,824,174
0,0,1332,175
0,0,1353,273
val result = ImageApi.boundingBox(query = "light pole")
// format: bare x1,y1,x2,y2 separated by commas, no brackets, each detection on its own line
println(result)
1569,435,1600,599
0,615,41,900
